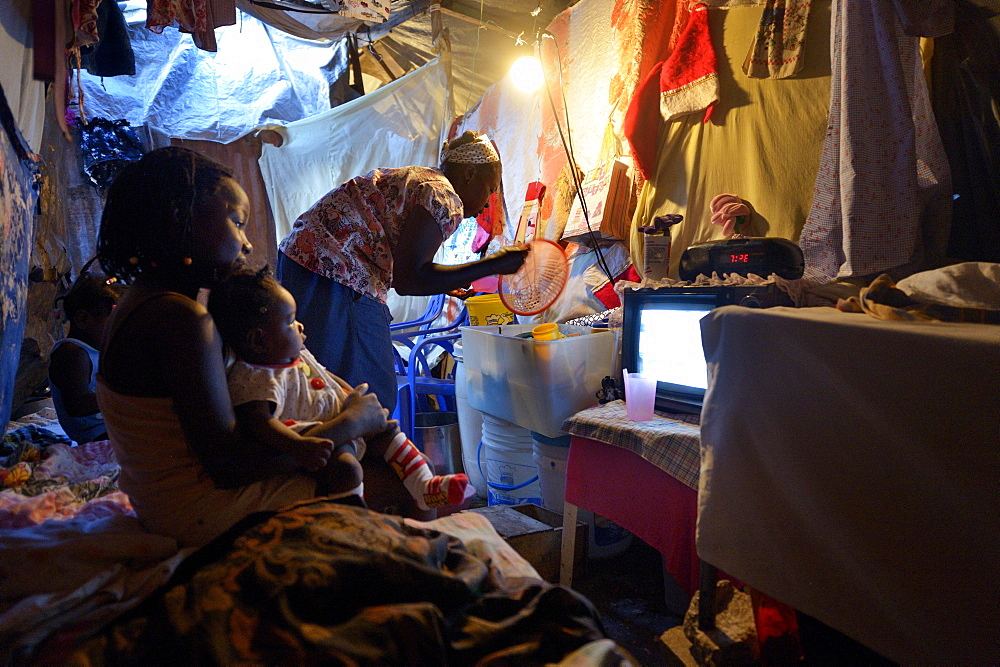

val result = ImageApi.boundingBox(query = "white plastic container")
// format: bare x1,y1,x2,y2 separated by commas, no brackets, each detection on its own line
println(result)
453,345,486,498
480,413,541,507
460,324,613,438
532,439,570,513
531,435,633,559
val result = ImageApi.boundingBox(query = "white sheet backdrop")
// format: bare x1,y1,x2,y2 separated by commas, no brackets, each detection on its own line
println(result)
258,56,451,244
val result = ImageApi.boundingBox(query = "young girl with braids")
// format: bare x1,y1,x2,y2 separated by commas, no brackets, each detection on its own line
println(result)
207,268,469,510
277,131,529,417
96,147,419,548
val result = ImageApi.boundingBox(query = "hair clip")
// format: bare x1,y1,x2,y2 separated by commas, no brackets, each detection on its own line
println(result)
128,257,139,265
149,261,158,268
182,257,192,266
259,306,268,314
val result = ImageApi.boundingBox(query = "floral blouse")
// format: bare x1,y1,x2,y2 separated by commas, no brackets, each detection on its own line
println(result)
278,166,465,303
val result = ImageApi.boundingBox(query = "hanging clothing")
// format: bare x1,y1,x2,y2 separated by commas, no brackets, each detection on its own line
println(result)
800,0,952,282
742,0,813,79
79,0,136,77
630,4,832,279
930,0,1000,263
257,58,450,242
146,0,237,52
624,2,719,181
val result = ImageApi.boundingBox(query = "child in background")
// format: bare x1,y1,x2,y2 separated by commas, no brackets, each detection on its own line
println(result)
207,268,470,510
49,271,119,444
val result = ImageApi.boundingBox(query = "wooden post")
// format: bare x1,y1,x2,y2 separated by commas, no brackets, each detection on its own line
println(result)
698,561,718,631
559,501,580,586
430,2,443,43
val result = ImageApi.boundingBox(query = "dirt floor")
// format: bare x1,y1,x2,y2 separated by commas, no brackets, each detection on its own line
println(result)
572,538,897,666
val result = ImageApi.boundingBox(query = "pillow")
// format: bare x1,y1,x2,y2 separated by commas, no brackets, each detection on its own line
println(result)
896,262,1000,310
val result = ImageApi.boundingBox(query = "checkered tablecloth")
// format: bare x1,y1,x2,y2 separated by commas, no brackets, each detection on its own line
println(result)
561,400,701,490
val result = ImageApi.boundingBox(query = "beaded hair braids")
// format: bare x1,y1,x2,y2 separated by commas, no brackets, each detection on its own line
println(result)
97,147,234,283
206,266,278,354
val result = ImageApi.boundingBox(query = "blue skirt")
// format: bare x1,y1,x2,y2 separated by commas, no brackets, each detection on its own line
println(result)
277,254,397,415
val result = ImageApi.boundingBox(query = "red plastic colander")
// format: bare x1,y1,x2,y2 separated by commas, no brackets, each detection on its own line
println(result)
498,239,569,315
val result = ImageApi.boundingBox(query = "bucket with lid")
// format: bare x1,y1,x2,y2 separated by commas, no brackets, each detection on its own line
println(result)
530,432,633,559
479,412,541,506
454,343,486,498
530,432,571,513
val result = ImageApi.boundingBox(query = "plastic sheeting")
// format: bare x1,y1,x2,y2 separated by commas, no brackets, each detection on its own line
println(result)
258,56,451,243
0,0,46,152
0,85,40,427
78,10,340,144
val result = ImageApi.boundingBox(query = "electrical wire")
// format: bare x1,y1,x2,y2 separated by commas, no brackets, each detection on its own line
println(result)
454,14,620,287
538,31,617,286
462,0,487,113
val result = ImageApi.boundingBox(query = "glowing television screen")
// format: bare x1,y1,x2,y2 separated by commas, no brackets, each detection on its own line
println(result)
620,289,719,414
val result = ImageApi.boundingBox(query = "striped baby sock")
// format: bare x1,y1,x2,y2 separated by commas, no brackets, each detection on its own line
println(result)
384,432,468,510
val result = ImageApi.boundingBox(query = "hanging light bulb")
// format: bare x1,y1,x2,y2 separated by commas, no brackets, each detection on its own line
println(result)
509,55,544,93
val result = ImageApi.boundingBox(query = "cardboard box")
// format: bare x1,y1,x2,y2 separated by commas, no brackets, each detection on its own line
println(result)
562,158,636,249
468,503,587,583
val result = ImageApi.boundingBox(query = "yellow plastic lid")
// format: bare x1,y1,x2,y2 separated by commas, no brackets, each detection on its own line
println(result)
466,293,502,304
532,323,562,341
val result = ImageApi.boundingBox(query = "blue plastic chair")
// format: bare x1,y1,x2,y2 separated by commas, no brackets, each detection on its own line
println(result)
392,303,469,437
388,293,446,334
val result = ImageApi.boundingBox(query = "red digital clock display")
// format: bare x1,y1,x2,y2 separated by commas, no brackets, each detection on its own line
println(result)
728,253,751,263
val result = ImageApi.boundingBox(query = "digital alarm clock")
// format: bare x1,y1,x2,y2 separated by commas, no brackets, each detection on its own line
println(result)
678,237,804,281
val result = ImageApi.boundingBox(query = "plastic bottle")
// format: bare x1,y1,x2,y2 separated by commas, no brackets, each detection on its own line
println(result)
531,323,563,341
639,214,683,281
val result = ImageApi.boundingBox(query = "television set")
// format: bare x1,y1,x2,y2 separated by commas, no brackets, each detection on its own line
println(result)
619,285,791,414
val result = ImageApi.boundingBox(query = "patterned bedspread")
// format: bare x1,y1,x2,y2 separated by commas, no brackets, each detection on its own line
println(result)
0,428,131,528
0,410,624,665
70,500,612,665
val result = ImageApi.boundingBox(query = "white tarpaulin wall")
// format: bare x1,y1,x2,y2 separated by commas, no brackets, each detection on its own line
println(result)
258,56,451,243
454,0,622,242
79,9,339,144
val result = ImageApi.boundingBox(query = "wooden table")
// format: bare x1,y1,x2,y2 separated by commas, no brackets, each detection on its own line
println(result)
556,402,702,604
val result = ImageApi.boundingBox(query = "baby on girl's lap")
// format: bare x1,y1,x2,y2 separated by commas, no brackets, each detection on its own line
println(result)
207,268,469,510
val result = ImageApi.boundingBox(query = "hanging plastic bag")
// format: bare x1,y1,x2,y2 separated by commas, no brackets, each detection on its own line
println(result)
79,118,145,191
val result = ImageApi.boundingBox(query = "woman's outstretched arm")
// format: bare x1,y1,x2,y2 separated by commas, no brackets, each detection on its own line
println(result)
391,207,528,296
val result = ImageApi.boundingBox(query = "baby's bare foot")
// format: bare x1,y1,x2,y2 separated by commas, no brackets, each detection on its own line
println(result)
321,451,363,496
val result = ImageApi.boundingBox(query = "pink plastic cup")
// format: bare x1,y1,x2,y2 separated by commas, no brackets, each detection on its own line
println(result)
624,372,657,421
